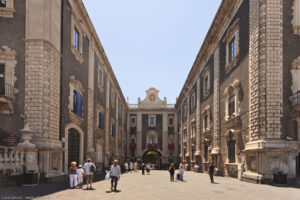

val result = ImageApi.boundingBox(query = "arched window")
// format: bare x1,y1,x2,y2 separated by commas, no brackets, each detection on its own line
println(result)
149,135,155,144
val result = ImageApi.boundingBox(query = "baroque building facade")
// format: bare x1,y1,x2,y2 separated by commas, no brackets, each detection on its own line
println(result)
0,0,300,186
0,0,128,183
176,0,300,184
127,88,178,168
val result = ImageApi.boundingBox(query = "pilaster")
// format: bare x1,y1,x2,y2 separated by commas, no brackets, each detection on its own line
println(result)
104,76,110,166
136,113,142,157
212,46,220,154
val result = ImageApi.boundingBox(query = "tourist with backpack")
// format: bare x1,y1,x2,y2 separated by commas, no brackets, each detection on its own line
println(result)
83,159,96,190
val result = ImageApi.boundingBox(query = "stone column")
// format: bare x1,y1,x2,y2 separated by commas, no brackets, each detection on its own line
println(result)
115,97,119,159
136,113,142,158
104,76,110,167
194,79,201,171
162,113,168,163
212,46,220,155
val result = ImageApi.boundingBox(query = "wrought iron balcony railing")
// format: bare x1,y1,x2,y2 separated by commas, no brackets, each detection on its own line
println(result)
290,91,300,107
148,143,158,149
0,83,15,100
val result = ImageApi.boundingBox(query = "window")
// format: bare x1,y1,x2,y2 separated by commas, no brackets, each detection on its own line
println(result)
224,18,240,73
229,37,236,62
149,135,155,144
111,124,115,136
73,90,83,117
204,145,208,162
169,117,174,126
203,69,210,95
183,103,187,118
98,70,103,85
192,148,195,161
183,130,187,141
204,75,209,91
228,95,235,118
0,0,6,7
149,115,156,127
98,112,104,129
191,93,196,108
0,64,4,95
204,113,208,130
74,28,80,52
228,139,236,163
131,116,136,126
224,80,240,121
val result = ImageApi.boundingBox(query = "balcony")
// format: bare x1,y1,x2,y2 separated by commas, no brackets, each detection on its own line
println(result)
148,143,158,150
290,91,300,111
0,83,15,114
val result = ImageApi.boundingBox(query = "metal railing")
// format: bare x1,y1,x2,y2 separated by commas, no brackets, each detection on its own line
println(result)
0,83,15,100
290,91,300,107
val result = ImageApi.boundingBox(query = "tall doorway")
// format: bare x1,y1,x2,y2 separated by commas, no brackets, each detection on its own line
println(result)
68,128,80,166
0,64,5,95
297,153,300,177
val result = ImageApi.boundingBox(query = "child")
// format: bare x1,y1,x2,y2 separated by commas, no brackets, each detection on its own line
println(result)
179,164,184,181
77,165,85,189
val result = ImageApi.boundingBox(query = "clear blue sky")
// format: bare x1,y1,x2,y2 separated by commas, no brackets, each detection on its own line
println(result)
83,0,221,104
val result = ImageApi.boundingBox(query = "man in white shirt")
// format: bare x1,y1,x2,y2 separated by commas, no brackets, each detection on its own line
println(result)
83,159,96,190
110,160,121,192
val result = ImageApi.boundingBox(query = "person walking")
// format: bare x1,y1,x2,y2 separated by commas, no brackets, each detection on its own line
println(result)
124,162,129,173
208,161,216,183
83,159,96,190
146,163,151,175
168,163,175,182
141,163,145,175
110,160,121,192
77,164,85,189
179,164,184,181
69,161,78,189
129,162,134,172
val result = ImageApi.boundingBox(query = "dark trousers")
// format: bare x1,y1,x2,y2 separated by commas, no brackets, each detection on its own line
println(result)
170,173,174,182
111,176,118,190
209,172,214,183
142,169,145,175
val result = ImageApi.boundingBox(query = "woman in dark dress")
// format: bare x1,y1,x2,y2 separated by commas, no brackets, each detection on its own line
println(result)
141,163,145,175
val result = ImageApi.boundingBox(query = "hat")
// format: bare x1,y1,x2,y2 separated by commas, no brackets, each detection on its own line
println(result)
79,165,82,168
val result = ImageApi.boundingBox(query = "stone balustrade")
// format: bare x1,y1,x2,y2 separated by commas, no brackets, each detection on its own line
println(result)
0,145,24,176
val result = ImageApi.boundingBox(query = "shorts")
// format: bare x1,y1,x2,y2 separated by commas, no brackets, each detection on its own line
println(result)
86,174,94,181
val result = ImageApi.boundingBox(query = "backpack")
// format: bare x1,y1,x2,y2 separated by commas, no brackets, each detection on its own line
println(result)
90,164,96,173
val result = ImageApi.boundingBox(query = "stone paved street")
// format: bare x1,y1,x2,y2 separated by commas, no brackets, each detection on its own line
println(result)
2,171,299,200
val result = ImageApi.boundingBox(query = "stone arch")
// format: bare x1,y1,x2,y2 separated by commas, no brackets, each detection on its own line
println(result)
64,123,84,172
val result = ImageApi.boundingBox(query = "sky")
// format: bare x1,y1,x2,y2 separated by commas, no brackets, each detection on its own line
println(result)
83,0,222,104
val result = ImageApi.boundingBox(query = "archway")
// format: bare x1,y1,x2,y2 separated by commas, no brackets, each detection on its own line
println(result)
64,123,84,172
297,152,300,177
143,150,161,169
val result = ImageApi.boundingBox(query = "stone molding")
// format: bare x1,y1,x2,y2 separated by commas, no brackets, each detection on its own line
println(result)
0,0,15,18
292,0,300,35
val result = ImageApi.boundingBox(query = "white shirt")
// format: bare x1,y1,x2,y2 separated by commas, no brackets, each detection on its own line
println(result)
110,165,121,177
83,162,95,175
77,168,84,178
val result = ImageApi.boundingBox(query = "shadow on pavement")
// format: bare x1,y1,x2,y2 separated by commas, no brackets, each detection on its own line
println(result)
0,174,106,199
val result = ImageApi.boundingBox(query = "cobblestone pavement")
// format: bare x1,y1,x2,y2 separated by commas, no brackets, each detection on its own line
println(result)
1,171,300,200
